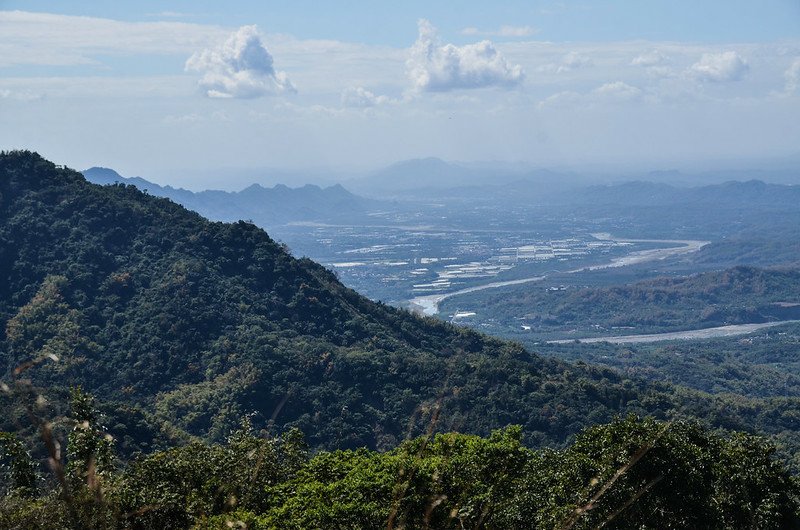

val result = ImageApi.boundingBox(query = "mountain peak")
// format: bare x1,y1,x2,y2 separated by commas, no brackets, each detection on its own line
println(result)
241,183,266,193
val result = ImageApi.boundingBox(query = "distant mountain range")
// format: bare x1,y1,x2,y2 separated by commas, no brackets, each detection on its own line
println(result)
85,159,800,211
567,179,800,208
82,167,381,227
346,157,586,196
345,155,797,194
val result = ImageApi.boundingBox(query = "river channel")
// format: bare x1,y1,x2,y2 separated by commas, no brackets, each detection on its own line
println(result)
408,235,710,316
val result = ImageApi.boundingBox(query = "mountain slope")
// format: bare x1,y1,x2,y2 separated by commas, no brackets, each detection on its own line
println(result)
2,151,800,459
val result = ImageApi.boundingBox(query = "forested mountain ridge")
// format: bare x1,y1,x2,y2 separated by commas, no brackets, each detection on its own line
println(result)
3,150,800,462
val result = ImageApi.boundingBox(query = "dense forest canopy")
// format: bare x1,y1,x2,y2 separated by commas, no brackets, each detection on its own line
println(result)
2,394,798,529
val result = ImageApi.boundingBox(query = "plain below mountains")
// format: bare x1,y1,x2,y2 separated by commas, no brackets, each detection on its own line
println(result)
82,166,382,228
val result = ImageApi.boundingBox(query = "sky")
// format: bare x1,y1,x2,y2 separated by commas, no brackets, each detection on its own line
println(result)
1,0,799,189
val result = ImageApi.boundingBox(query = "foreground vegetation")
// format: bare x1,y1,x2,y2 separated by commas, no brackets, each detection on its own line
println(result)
2,391,798,529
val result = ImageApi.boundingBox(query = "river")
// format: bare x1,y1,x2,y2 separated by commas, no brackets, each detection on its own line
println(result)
409,235,709,316
546,320,800,345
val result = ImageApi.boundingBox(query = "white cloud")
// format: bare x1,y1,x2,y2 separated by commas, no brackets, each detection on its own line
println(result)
785,58,800,93
689,51,749,82
536,90,581,109
340,86,390,107
407,19,524,92
185,25,295,98
461,25,537,38
537,51,593,74
643,66,675,79
560,51,593,72
539,81,642,108
631,50,667,67
0,88,43,101
592,81,642,100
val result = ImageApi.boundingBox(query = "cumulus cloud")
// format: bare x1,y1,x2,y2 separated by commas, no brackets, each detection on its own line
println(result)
185,25,295,98
407,19,524,92
689,51,748,82
461,25,537,38
559,51,593,72
340,86,390,107
592,81,642,100
785,58,800,93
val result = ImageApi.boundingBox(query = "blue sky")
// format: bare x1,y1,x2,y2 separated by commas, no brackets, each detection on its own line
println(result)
1,1,799,188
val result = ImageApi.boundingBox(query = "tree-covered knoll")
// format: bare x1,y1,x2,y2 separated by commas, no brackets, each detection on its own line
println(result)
440,265,800,339
3,150,800,468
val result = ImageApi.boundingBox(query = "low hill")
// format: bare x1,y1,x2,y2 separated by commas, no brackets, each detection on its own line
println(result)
2,151,800,461
440,266,800,339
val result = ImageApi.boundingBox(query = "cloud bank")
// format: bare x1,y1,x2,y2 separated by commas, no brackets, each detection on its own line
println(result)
592,81,642,100
340,86,390,107
537,51,593,74
407,19,524,92
185,25,295,98
461,25,537,38
631,50,668,67
0,10,226,67
785,58,800,93
690,51,748,82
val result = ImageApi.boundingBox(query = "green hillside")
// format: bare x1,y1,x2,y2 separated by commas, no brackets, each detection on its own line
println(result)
1,151,799,460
